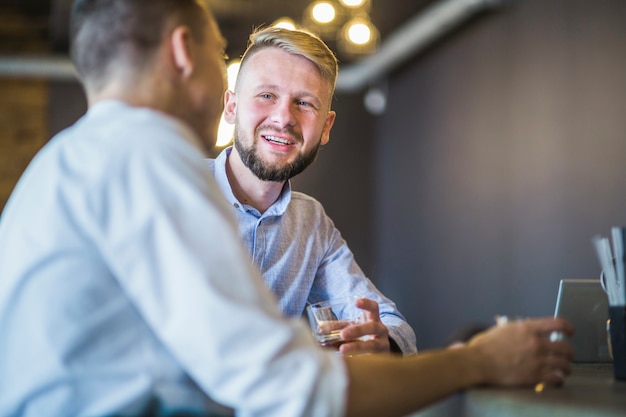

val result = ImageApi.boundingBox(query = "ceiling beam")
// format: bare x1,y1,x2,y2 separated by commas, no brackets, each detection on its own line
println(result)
336,0,511,92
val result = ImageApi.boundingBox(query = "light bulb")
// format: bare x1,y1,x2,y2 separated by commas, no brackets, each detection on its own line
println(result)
311,1,336,24
339,0,366,7
272,18,296,31
347,21,371,45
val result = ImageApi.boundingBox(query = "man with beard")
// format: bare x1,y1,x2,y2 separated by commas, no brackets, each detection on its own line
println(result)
207,27,417,356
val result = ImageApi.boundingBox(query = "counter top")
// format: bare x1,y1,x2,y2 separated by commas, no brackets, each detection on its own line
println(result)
409,364,626,417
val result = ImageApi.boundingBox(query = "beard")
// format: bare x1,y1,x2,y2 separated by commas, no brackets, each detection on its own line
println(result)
234,125,322,182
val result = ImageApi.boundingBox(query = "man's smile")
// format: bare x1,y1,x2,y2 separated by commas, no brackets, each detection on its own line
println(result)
262,134,294,145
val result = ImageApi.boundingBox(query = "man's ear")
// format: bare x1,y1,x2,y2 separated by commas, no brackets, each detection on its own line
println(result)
170,26,194,78
320,110,336,146
223,89,237,124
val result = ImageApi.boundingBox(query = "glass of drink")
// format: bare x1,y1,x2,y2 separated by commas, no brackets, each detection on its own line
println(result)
306,296,366,350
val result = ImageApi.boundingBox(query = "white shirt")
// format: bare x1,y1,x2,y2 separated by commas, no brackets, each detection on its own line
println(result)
0,101,347,417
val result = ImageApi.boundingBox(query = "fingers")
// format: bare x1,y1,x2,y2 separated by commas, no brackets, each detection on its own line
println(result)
469,317,575,387
525,321,574,377
341,320,389,342
540,368,568,386
339,335,390,355
338,298,391,354
535,356,571,388
544,352,572,375
541,338,573,361
528,317,575,338
539,338,573,386
340,316,391,354
354,298,381,322
532,319,574,384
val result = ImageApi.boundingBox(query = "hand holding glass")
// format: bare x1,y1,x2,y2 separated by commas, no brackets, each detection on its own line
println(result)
306,297,366,350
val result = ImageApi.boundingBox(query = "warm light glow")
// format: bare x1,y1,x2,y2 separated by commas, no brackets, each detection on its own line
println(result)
339,16,379,55
272,17,296,30
216,115,234,148
216,61,241,148
226,61,240,86
346,21,371,45
339,0,366,7
311,1,336,24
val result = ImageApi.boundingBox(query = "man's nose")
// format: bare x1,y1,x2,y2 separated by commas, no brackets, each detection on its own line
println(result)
270,100,296,128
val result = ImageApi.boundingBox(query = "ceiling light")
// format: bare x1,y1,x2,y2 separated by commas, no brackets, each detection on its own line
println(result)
272,17,297,31
338,16,379,56
344,16,377,45
311,1,336,24
339,0,367,8
301,0,378,58
347,21,371,44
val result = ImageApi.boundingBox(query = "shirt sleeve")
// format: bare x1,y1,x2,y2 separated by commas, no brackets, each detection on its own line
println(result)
91,133,348,416
309,207,418,355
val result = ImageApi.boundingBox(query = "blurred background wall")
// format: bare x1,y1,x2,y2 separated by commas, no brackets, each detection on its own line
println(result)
2,0,626,349
296,0,626,349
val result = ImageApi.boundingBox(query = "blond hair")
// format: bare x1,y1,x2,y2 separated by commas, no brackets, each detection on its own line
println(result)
238,27,338,95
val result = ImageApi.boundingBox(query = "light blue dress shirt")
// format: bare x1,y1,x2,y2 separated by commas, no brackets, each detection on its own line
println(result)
0,101,347,417
208,148,418,355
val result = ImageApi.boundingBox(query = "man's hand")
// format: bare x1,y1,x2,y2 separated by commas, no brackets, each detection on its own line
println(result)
467,317,574,387
339,298,392,355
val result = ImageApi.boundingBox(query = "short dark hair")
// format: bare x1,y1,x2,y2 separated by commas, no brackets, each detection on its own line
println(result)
70,0,208,90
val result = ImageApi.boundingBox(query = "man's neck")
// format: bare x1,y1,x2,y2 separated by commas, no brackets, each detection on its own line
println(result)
225,147,285,214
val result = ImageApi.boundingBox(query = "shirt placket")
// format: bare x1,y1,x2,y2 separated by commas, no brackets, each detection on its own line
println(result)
251,216,266,270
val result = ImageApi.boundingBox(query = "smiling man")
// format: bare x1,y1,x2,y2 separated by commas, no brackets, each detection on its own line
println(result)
207,27,417,356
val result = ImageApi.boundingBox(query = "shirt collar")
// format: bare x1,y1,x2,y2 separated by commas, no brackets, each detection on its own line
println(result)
213,146,292,217
90,100,204,153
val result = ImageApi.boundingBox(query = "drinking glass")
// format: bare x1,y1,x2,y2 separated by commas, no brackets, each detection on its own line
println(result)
306,296,366,350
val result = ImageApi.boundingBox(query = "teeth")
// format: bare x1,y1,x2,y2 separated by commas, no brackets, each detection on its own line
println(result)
265,135,291,145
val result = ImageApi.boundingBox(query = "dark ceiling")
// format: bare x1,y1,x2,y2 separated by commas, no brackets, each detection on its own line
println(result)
208,0,437,63
0,0,437,64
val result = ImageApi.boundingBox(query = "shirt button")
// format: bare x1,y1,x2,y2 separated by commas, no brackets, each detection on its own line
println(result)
233,203,239,209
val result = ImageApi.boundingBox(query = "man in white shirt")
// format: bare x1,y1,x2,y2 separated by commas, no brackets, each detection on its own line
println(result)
0,1,574,416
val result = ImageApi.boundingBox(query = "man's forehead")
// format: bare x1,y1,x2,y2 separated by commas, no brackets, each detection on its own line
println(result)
240,49,333,105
